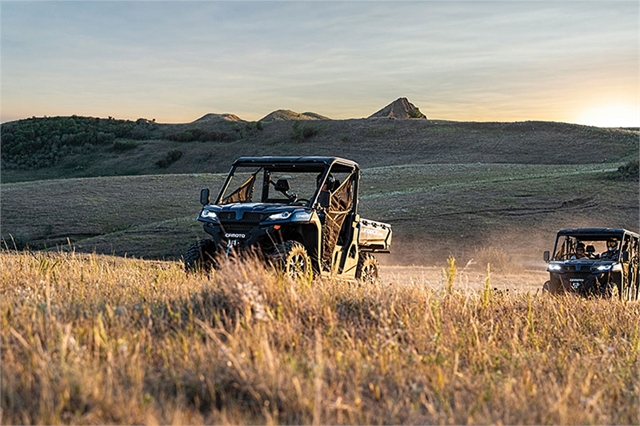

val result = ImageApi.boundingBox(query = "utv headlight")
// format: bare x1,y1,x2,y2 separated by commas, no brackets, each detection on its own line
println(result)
267,211,292,221
595,264,622,273
200,209,219,221
266,210,312,222
291,211,312,222
547,263,562,271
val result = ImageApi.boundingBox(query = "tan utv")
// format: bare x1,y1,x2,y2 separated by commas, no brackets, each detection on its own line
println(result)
185,156,392,283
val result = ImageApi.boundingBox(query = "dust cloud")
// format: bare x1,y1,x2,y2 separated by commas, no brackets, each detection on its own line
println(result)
377,228,556,292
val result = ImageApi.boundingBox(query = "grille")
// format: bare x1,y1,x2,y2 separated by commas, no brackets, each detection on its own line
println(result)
242,212,264,221
218,212,264,221
564,272,590,279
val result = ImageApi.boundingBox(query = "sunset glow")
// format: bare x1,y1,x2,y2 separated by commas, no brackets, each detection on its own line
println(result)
576,103,640,128
1,2,638,126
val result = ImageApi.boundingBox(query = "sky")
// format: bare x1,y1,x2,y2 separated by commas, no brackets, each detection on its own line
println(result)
1,1,638,127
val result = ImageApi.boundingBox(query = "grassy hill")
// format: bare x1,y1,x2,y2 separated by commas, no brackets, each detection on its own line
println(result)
1,115,638,267
2,116,638,183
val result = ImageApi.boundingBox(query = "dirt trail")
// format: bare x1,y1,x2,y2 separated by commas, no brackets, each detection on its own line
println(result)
380,265,546,293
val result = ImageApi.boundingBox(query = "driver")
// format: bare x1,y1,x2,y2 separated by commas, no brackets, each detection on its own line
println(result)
601,239,619,260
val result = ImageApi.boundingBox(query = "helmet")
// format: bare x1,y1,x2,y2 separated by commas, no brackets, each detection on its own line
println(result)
576,242,585,250
326,173,335,186
607,239,618,250
317,173,334,190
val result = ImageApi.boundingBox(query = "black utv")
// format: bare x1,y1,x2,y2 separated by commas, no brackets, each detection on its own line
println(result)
543,228,640,300
185,156,392,282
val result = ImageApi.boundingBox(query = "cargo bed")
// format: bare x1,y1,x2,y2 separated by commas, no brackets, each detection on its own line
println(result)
358,218,392,252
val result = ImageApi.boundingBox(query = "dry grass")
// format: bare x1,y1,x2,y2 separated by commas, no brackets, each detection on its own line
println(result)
2,249,639,424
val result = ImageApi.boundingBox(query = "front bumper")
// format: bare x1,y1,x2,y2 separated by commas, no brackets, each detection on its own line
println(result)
203,221,277,251
550,271,615,296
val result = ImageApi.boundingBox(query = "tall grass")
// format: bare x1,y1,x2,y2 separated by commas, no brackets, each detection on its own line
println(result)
1,250,639,424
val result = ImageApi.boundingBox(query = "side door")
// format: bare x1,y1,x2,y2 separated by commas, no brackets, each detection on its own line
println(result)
320,168,358,276
627,234,640,299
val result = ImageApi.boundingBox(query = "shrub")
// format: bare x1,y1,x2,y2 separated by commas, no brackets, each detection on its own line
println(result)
96,132,116,144
0,116,146,169
112,140,137,152
155,149,182,168
302,125,318,139
614,159,639,181
291,122,319,141
290,121,302,141
166,129,236,143
130,126,150,140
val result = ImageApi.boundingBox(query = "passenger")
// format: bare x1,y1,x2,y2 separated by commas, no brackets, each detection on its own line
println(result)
571,242,589,260
317,173,335,192
601,239,619,260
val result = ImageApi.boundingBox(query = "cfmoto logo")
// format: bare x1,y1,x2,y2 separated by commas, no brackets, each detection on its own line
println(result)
225,233,246,239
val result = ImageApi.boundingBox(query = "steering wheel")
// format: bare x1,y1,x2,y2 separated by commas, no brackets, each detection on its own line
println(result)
295,198,310,204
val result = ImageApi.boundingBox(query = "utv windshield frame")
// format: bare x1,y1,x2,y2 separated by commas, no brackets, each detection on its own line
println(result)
551,228,637,261
214,156,360,209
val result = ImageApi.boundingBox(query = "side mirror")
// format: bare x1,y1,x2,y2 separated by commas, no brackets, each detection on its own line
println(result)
200,188,210,206
318,190,330,208
543,251,550,262
621,251,630,263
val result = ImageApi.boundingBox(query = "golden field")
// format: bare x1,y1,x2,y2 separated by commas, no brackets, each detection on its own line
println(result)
1,249,639,424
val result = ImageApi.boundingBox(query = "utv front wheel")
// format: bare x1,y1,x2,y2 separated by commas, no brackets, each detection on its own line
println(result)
543,276,563,294
356,253,380,284
275,241,313,283
184,239,218,272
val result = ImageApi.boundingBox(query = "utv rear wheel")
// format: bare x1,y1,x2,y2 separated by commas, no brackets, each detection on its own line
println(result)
184,239,218,272
627,259,639,301
356,253,380,284
274,241,313,283
622,269,638,301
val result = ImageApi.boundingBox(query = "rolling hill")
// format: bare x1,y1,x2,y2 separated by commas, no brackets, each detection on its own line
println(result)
1,98,638,267
259,109,331,121
368,97,427,119
2,114,638,184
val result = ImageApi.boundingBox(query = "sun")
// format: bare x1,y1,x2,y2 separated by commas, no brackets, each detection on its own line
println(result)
575,102,639,128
